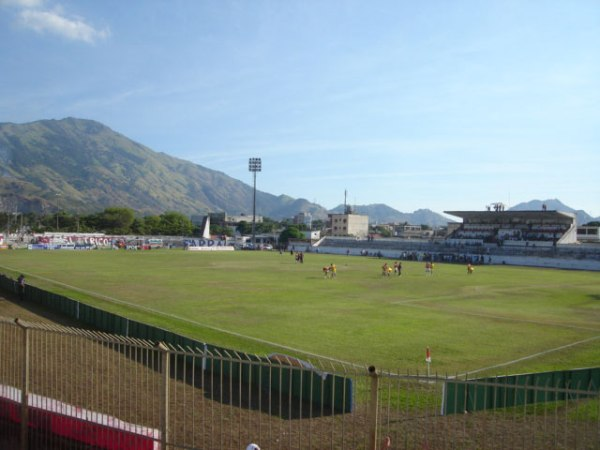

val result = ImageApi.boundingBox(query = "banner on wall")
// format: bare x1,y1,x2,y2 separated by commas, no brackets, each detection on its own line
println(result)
184,239,234,251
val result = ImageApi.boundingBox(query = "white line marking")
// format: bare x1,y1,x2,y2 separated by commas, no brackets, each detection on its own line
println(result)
5,265,598,374
454,335,600,378
2,267,364,369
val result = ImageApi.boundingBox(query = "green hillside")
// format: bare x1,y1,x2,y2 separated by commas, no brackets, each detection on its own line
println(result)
0,118,327,219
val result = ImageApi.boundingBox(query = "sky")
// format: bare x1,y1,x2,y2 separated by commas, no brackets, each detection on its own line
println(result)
1,0,599,218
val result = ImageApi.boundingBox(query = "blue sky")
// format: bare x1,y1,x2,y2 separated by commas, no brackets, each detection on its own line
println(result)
1,0,599,218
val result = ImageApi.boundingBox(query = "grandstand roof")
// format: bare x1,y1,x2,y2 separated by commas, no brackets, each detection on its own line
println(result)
444,210,575,225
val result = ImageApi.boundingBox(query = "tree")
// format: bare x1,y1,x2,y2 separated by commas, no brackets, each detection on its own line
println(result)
130,218,146,235
35,212,56,232
236,221,252,235
210,224,233,237
257,217,277,233
279,218,292,228
279,226,304,245
0,212,15,234
378,227,393,238
160,211,193,236
55,211,79,232
143,215,163,235
311,219,325,231
293,223,308,232
79,212,101,232
371,225,392,238
97,207,135,234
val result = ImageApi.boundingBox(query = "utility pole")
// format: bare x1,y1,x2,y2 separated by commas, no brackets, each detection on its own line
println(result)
55,193,61,232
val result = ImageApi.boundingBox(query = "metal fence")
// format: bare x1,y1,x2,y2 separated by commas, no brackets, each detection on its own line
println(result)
0,273,352,416
0,318,598,450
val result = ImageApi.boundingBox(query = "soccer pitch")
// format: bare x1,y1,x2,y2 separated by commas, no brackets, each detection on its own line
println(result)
2,249,599,376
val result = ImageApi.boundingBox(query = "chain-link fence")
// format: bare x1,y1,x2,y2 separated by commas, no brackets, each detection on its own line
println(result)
1,317,598,450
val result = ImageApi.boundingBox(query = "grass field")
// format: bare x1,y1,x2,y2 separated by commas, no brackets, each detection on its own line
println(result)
1,248,599,376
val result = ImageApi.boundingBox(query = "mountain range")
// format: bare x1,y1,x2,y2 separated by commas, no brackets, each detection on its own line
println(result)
329,204,451,227
509,199,597,228
0,118,328,220
0,118,596,227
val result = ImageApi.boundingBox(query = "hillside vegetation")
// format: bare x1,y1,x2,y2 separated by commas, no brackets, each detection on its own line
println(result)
0,118,327,219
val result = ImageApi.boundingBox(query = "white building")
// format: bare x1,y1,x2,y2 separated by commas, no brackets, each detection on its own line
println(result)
302,230,321,241
328,213,369,238
577,226,600,243
294,212,313,228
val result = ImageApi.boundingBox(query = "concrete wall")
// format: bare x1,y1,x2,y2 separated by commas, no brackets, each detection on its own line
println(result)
315,245,600,271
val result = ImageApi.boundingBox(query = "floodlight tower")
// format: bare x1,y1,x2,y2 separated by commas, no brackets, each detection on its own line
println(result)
55,193,61,232
248,157,262,248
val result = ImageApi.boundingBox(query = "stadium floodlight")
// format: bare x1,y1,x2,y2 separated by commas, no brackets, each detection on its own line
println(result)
248,158,262,248
55,193,61,232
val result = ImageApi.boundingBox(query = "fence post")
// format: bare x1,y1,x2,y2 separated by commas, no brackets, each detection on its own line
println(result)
15,319,30,450
157,342,170,450
368,365,379,450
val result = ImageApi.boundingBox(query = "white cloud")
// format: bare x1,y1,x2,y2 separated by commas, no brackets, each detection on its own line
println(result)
3,0,110,44
0,0,44,7
18,8,109,43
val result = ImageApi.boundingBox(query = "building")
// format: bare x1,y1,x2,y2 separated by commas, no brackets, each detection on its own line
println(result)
227,213,263,224
208,212,263,225
394,224,434,239
328,213,369,238
302,230,321,241
577,226,600,243
293,212,313,229
190,215,206,227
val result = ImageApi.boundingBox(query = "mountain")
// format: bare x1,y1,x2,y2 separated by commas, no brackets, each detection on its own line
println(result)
0,118,328,220
4,119,592,228
329,203,451,227
509,199,596,226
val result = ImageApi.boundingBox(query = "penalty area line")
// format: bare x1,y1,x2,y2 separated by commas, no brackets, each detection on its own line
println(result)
6,268,364,369
454,334,600,379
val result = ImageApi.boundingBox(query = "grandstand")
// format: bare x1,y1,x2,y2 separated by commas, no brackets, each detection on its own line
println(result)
316,209,600,270
445,209,577,247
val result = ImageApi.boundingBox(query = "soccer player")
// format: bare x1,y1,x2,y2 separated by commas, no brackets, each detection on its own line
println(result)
382,262,389,277
330,263,337,278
